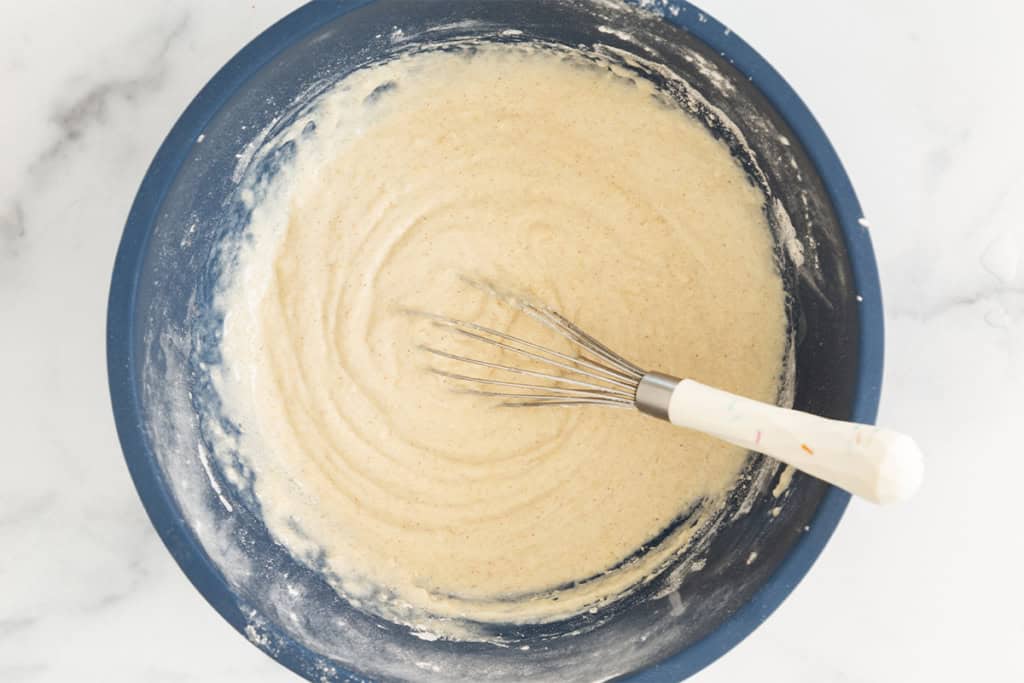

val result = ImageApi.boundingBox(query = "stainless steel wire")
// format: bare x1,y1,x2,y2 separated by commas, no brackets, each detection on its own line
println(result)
416,281,647,408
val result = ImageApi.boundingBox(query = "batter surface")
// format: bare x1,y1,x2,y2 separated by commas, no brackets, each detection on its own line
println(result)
215,45,787,632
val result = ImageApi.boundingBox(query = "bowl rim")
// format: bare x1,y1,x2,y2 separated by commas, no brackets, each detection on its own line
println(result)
106,1,883,680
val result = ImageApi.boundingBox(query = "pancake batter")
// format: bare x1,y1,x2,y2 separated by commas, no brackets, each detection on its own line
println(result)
215,44,787,633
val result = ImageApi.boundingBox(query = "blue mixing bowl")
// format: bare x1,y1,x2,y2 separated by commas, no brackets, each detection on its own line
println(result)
107,1,883,680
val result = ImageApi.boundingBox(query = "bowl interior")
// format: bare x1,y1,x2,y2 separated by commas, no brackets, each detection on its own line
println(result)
111,1,870,681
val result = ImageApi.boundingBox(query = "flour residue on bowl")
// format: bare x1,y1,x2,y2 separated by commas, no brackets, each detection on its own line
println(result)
207,42,791,639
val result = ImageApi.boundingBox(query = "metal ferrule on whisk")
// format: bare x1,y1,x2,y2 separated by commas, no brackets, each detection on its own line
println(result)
635,372,681,421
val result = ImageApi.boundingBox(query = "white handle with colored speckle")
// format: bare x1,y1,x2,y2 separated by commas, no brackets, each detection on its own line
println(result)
667,379,924,504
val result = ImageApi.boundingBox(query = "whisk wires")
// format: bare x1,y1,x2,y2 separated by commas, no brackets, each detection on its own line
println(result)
416,281,646,408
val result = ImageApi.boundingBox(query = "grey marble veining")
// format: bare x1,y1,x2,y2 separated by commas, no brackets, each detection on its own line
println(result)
35,15,191,174
2,1,1021,682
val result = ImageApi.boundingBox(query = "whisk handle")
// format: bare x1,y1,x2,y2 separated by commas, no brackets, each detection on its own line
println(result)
657,377,924,504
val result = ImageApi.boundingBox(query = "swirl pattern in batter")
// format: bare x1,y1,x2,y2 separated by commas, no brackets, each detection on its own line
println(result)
215,44,787,634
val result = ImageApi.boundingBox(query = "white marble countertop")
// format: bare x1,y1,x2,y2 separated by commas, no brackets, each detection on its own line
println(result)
2,1,1021,681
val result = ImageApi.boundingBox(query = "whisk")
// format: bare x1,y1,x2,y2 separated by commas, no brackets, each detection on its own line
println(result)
419,285,923,505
